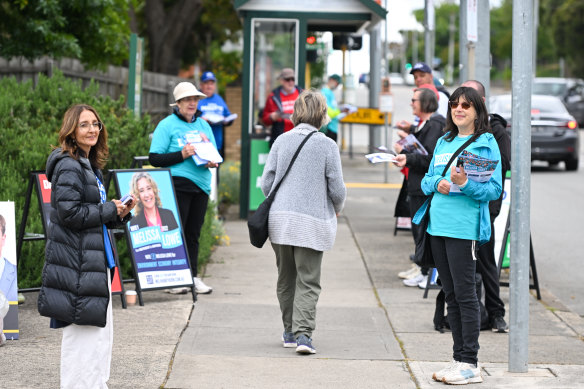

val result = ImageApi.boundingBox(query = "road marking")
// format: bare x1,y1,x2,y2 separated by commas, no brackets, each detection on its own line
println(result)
345,183,402,189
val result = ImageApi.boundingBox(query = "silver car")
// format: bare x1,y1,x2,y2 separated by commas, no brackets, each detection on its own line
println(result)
490,94,580,171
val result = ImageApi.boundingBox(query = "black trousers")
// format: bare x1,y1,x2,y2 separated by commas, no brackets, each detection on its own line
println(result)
175,188,209,277
325,129,338,142
477,221,505,318
409,194,429,275
431,235,480,365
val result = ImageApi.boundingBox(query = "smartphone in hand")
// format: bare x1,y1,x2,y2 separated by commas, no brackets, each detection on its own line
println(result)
120,194,133,206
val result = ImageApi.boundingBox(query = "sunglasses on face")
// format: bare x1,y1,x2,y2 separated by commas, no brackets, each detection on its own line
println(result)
449,101,472,110
284,77,295,82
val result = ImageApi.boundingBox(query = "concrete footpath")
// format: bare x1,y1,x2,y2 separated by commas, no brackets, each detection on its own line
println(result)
3,153,584,388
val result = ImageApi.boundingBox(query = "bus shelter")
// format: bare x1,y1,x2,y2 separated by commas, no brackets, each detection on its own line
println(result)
234,0,387,217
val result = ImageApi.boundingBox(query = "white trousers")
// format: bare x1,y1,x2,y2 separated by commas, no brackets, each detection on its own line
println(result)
61,269,113,389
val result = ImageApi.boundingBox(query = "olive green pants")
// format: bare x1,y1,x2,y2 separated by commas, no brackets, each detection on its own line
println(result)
271,243,323,339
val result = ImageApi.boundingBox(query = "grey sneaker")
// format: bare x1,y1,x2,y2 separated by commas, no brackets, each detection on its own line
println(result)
282,331,296,348
295,335,316,354
491,316,509,333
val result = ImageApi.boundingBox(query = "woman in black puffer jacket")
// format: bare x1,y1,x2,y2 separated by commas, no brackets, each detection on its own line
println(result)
38,104,135,388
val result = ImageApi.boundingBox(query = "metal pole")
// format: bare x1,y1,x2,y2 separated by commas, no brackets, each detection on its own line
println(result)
369,25,382,153
459,0,469,83
384,115,389,183
476,0,491,102
424,0,434,67
447,13,455,85
413,30,418,65
532,0,539,77
510,0,533,373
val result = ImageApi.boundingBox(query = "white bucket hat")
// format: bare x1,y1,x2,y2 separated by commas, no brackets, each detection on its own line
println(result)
169,82,206,106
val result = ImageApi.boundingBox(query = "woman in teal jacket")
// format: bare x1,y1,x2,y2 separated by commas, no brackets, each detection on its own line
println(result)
415,87,502,385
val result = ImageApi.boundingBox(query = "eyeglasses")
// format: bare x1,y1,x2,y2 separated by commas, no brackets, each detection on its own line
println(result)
78,122,103,131
283,77,295,82
449,101,472,110
411,99,419,103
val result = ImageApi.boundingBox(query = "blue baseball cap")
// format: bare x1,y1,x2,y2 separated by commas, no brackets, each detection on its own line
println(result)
410,62,432,75
200,71,216,82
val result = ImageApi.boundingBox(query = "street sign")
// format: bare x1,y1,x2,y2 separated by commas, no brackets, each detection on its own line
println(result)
340,108,388,125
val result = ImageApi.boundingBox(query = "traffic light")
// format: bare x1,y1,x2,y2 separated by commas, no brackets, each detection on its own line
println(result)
306,35,316,45
332,34,362,51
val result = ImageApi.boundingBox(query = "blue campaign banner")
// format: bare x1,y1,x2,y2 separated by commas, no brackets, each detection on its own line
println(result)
0,201,19,341
114,170,193,290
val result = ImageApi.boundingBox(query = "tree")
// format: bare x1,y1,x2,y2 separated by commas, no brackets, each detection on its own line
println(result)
136,0,241,76
0,0,130,69
543,0,584,76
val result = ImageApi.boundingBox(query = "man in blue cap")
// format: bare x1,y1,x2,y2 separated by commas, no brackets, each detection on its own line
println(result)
198,71,234,157
320,74,345,142
410,62,449,117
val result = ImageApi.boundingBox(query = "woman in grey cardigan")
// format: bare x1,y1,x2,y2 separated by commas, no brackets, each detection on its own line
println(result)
261,89,346,355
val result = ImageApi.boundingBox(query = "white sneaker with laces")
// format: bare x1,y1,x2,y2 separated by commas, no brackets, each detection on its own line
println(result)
432,360,460,382
398,264,420,279
403,273,425,287
194,277,212,294
417,275,429,289
442,362,483,385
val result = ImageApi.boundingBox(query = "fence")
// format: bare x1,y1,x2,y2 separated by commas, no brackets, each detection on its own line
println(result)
0,56,191,124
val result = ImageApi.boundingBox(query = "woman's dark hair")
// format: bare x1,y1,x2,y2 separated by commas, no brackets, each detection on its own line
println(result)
58,104,109,169
443,86,490,141
415,87,439,114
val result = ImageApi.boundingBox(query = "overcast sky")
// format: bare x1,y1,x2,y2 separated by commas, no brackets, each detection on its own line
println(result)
325,0,503,80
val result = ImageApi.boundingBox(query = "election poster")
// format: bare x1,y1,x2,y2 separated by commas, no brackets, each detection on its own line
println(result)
32,172,125,296
0,202,19,340
113,169,194,290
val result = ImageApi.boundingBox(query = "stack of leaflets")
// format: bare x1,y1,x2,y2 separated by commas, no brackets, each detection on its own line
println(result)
182,133,223,166
202,112,238,125
365,153,397,164
397,134,428,155
450,150,498,194
336,104,358,120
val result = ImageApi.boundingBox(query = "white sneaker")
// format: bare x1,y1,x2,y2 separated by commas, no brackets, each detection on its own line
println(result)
417,275,429,289
442,362,483,384
403,273,425,287
166,287,189,294
398,264,420,279
193,277,212,294
432,360,460,382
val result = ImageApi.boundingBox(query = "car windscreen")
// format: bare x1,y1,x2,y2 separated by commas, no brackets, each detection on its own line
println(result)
532,82,567,96
490,95,569,116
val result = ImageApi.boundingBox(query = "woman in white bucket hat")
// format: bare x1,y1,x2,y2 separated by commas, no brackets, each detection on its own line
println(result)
148,82,218,294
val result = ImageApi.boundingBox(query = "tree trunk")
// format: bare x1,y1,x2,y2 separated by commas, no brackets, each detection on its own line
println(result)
144,0,204,75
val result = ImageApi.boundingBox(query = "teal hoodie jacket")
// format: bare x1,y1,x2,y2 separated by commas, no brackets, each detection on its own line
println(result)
413,132,502,245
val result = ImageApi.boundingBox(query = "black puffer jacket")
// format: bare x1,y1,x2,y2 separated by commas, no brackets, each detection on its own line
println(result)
38,148,129,327
404,113,446,196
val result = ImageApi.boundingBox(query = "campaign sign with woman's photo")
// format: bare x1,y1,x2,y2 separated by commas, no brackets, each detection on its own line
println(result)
113,169,193,290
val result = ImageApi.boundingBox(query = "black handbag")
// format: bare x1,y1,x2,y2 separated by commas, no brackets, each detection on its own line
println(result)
413,133,480,267
248,131,317,248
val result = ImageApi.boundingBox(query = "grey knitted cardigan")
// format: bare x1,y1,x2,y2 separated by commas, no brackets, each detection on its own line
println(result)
261,125,346,251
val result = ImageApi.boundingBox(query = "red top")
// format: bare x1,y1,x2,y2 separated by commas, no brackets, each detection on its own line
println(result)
262,88,300,132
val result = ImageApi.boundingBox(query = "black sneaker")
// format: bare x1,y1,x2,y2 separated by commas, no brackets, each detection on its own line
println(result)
491,316,509,333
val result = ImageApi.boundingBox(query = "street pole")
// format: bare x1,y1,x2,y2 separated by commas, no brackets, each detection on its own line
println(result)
447,13,455,85
369,24,382,153
413,30,419,65
476,0,491,103
459,0,468,83
424,0,434,67
510,0,533,373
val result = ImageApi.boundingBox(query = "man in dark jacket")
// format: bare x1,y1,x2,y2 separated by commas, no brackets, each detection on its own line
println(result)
463,80,511,333
262,68,303,148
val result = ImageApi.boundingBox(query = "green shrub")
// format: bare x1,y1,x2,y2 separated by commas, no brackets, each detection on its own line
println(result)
218,160,241,206
197,200,228,269
0,70,221,287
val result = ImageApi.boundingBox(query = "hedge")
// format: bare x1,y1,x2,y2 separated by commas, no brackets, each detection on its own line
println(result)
0,70,220,288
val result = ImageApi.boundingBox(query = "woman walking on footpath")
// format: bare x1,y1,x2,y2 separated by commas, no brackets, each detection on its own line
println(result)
261,89,346,355
149,82,219,294
38,104,135,388
416,87,502,384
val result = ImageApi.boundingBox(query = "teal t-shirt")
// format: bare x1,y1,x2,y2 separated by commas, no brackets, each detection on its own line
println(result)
428,135,480,241
321,86,340,134
149,114,217,194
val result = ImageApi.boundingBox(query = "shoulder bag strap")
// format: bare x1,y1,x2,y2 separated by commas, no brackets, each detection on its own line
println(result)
268,130,317,197
427,132,480,204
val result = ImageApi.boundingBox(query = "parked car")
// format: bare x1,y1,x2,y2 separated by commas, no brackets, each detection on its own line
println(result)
532,77,584,127
490,94,580,171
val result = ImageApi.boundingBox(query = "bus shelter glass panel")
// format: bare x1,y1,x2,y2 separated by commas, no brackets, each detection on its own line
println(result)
250,19,298,136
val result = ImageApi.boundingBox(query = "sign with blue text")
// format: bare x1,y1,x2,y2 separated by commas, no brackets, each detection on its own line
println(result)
113,169,193,290
0,202,18,340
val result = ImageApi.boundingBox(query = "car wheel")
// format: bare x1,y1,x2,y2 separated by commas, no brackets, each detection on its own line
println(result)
565,158,579,171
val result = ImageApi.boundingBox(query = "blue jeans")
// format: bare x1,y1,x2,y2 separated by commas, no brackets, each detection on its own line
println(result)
431,235,480,365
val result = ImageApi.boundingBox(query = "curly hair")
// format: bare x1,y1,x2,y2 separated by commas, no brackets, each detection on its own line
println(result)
130,172,162,216
443,87,490,141
58,104,108,169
